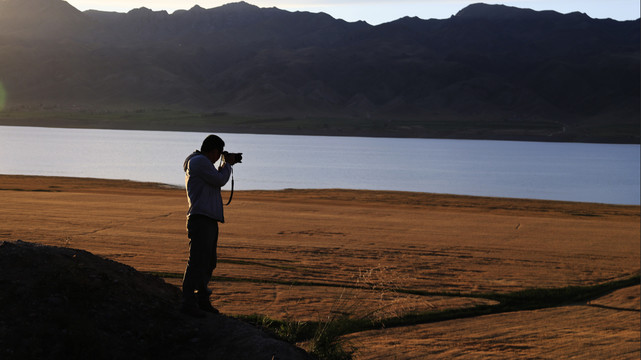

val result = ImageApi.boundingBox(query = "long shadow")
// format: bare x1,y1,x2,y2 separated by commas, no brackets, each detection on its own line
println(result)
148,271,640,343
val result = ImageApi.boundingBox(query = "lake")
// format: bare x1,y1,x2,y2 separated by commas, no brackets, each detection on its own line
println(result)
0,126,639,205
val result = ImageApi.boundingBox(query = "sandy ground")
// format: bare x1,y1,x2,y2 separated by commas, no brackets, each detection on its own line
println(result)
1,175,639,358
345,285,640,359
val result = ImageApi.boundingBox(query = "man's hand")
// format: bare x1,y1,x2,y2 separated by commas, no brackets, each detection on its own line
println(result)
223,152,242,166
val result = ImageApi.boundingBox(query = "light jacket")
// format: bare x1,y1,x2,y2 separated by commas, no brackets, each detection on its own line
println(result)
183,151,231,222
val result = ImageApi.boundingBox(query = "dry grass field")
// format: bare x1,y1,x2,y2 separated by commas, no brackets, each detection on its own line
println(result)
1,175,638,358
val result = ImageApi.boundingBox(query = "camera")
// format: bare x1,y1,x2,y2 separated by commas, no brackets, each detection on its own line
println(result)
222,151,243,164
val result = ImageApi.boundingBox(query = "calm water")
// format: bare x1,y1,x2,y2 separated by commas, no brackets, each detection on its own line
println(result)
0,126,639,205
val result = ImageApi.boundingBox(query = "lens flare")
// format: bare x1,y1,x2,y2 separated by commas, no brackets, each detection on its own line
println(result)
0,81,6,111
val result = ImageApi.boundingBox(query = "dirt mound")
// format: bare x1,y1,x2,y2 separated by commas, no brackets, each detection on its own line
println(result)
0,241,311,359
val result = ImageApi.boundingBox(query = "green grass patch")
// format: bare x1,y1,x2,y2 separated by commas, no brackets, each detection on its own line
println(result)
0,107,581,141
0,108,255,132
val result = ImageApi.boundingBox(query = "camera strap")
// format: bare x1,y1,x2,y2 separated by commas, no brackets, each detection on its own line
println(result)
225,166,234,206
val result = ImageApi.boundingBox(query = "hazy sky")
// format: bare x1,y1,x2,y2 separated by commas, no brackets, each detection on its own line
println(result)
66,1,640,24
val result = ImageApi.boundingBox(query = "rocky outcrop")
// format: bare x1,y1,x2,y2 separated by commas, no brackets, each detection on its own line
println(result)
0,240,311,359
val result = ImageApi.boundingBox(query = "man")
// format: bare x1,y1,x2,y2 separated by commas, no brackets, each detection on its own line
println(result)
181,134,238,317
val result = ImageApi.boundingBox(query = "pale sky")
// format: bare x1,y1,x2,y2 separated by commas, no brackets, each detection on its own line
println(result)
66,1,640,25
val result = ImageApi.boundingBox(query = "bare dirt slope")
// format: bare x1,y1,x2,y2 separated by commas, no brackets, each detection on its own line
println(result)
0,175,639,358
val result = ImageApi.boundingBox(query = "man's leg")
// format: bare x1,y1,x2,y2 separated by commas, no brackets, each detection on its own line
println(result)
182,215,219,314
202,219,218,291
197,220,219,313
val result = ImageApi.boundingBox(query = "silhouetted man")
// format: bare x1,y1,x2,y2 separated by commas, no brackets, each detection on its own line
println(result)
181,134,238,316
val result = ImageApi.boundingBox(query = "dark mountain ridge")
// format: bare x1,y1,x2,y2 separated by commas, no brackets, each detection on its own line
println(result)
0,0,638,143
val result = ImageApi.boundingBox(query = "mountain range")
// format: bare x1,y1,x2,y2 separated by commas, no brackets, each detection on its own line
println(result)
0,0,638,142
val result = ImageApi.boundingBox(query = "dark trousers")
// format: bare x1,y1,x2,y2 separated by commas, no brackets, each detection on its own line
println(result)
182,215,219,304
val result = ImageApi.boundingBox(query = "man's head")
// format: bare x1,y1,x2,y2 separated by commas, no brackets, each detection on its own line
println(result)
201,135,225,162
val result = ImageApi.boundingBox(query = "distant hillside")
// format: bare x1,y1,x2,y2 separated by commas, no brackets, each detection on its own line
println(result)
0,0,638,143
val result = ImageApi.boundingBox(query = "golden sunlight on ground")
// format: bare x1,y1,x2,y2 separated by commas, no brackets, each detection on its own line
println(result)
1,175,638,359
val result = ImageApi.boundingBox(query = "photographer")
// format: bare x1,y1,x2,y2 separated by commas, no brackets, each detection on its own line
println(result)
181,134,240,317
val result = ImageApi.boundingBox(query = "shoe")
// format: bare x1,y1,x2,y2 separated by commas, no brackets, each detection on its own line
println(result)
197,291,220,314
181,303,206,318
198,301,220,314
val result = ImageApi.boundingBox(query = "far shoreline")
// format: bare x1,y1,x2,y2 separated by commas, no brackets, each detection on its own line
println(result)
1,114,638,145
2,174,640,209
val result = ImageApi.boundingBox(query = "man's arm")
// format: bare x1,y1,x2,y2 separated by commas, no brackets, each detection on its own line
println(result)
190,156,231,187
